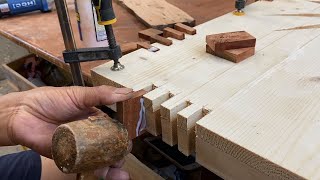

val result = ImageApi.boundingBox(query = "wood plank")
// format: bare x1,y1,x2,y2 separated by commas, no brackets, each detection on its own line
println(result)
163,21,320,147
91,0,320,147
2,64,36,91
196,137,271,180
122,154,164,180
2,55,37,91
115,0,195,29
196,31,320,179
160,2,320,146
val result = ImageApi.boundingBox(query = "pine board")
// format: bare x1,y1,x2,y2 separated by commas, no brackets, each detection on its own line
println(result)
91,0,320,178
196,30,320,179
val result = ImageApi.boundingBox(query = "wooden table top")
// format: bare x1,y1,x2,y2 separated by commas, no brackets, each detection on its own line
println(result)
0,0,251,83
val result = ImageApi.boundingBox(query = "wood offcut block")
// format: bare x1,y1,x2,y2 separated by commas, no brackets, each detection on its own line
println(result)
174,23,196,35
224,47,255,63
121,42,138,55
206,45,255,63
206,31,256,63
206,31,256,52
163,27,185,40
138,28,172,46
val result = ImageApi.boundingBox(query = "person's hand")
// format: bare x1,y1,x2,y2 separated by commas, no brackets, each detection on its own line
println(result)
94,159,129,180
3,86,133,158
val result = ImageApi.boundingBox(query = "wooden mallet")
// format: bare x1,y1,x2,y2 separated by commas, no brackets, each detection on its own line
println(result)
51,115,131,174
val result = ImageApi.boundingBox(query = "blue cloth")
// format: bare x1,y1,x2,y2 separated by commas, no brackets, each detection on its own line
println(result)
0,150,41,180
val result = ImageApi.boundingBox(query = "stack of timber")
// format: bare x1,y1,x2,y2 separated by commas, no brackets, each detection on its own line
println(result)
92,0,320,179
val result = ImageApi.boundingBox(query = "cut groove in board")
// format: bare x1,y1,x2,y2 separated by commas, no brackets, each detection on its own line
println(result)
115,0,195,29
196,31,320,179
278,24,320,31
274,13,320,17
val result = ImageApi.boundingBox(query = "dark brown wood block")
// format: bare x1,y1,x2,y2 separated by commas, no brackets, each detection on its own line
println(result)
206,45,255,63
138,28,163,41
224,47,255,63
174,23,197,35
117,90,147,139
138,28,172,46
163,27,185,40
206,31,256,52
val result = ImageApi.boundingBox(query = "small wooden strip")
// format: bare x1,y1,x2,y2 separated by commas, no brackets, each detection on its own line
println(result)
149,35,173,46
174,23,196,35
138,28,163,40
121,42,138,55
138,28,172,46
163,27,185,40
136,42,160,52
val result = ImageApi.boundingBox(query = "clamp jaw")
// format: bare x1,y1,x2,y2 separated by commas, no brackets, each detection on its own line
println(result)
63,0,124,71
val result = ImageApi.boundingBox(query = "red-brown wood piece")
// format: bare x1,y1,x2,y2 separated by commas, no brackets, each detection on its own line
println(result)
206,31,256,52
120,42,138,55
163,27,185,40
174,23,196,35
206,45,255,63
138,28,172,46
117,90,147,139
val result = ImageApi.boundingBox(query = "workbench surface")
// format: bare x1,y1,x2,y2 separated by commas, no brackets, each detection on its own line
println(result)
0,0,247,83
0,1,144,83
92,0,320,179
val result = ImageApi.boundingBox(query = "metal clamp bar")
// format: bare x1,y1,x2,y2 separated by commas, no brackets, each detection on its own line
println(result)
54,0,85,86
63,46,122,63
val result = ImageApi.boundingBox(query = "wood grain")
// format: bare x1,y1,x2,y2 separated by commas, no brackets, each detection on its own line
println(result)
197,31,320,179
115,0,195,29
123,154,164,180
92,1,320,177
92,0,320,147
163,27,185,40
